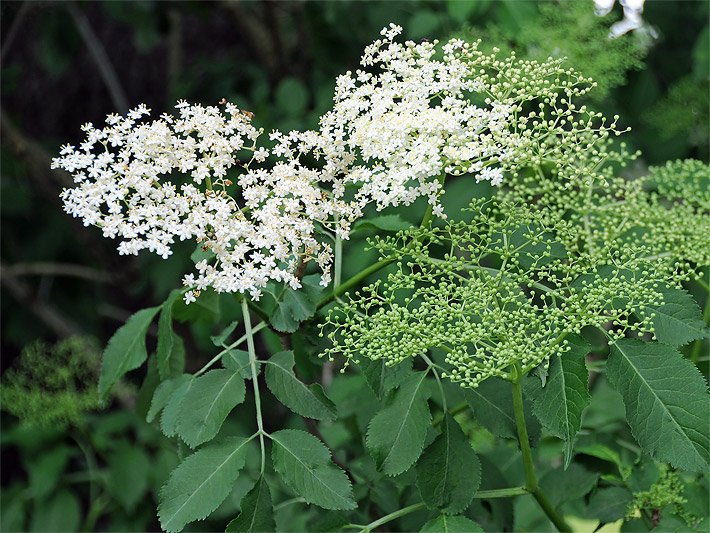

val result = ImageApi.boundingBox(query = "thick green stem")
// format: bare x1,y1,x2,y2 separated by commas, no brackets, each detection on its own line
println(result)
242,298,266,474
511,363,571,533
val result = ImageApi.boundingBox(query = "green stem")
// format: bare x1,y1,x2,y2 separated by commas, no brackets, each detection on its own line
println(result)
511,363,571,533
194,321,267,376
242,298,266,474
475,486,529,498
319,174,447,309
351,502,427,532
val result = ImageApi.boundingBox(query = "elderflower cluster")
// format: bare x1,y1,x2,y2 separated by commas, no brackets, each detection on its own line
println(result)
54,101,335,301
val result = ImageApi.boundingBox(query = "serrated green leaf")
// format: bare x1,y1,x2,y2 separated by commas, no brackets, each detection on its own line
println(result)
99,306,160,400
271,429,356,510
586,486,633,523
465,377,540,442
415,414,481,514
366,371,431,476
158,437,250,532
148,374,192,423
421,514,483,532
266,275,322,333
360,358,413,399
530,334,591,467
643,286,707,346
176,369,246,448
211,321,238,347
157,290,185,380
226,477,275,532
265,351,336,421
606,339,710,472
539,463,599,507
161,376,195,437
224,349,257,379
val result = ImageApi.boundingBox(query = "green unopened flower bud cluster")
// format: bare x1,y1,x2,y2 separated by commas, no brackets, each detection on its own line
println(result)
322,194,674,388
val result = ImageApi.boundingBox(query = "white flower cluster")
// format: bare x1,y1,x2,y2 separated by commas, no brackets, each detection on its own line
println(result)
55,25,620,303
54,101,333,301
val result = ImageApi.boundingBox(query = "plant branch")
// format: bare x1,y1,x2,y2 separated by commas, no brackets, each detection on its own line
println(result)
242,298,266,474
511,362,571,532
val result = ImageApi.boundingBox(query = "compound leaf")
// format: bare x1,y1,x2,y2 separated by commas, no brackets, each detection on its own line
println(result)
265,351,336,421
366,371,431,476
415,414,481,514
158,437,250,532
175,369,246,448
271,429,356,511
606,339,710,472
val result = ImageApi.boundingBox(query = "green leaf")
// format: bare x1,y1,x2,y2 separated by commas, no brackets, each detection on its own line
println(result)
352,215,411,234
643,286,707,346
420,514,483,532
465,377,540,442
107,443,151,512
586,486,633,523
211,321,238,347
161,376,195,437
175,369,246,448
415,414,481,514
271,429,356,510
606,339,710,472
226,477,275,532
539,463,599,507
265,351,336,421
266,275,322,333
224,349,257,379
98,306,160,400
26,446,71,500
530,334,591,467
29,490,81,533
157,290,186,379
148,374,192,423
360,358,413,399
366,371,431,476
158,437,250,533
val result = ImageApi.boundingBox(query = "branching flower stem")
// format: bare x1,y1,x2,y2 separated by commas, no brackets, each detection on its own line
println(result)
511,362,571,532
319,175,446,308
241,298,266,474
